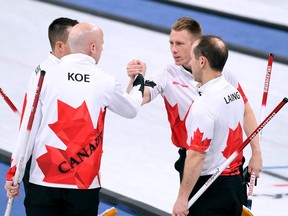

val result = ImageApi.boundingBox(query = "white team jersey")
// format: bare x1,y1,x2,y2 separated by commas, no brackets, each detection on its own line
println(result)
186,75,245,176
21,52,60,118
7,53,143,189
19,53,60,147
145,63,247,149
7,53,60,184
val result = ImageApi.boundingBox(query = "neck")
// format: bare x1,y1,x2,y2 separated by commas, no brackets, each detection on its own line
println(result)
182,65,192,73
201,70,222,85
51,51,62,59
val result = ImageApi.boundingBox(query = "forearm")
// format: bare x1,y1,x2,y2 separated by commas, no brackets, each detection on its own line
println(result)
126,78,134,94
110,75,145,118
243,102,261,154
173,150,205,215
127,81,151,105
179,151,204,198
141,87,151,105
243,102,263,175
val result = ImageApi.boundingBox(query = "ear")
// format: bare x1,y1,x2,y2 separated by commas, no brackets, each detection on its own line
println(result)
55,41,64,51
200,56,206,68
90,43,96,54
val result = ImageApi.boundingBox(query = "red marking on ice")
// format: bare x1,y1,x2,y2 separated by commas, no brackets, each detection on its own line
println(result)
273,184,288,187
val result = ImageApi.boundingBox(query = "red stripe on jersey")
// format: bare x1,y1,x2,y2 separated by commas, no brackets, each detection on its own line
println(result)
237,84,248,104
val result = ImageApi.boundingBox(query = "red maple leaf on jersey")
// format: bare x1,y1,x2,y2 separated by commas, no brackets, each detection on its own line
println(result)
189,128,211,151
37,100,106,189
164,97,191,149
222,122,243,159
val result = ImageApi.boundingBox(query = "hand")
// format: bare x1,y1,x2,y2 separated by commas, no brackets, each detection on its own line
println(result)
126,59,146,78
172,198,189,216
248,152,263,178
4,181,20,198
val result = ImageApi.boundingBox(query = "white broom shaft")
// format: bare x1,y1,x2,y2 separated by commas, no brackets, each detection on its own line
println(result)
4,70,45,216
188,152,238,207
188,97,288,208
5,132,30,216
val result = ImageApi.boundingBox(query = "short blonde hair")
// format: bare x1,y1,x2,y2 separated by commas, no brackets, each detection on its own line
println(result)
171,17,202,39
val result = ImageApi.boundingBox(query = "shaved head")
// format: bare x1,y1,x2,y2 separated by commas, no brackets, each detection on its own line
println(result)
68,22,104,63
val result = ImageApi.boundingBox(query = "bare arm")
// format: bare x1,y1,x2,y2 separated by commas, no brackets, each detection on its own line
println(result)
244,102,263,177
173,150,205,216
